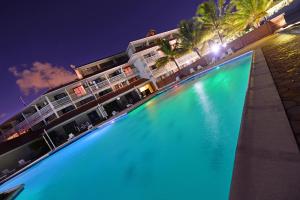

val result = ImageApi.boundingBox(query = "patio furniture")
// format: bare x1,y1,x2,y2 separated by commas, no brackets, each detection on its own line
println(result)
197,65,203,70
126,104,133,108
18,159,31,167
112,111,118,116
67,133,75,140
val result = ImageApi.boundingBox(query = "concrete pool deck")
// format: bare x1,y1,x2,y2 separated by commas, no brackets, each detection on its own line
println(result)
230,48,300,199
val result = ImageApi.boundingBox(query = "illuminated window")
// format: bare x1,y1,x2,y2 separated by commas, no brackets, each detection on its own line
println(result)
123,67,133,76
73,86,86,97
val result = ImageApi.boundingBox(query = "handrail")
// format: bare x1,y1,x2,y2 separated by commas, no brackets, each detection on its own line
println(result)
90,80,109,91
51,96,72,109
109,73,126,83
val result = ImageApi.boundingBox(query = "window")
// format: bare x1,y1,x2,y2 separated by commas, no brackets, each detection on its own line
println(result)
123,66,133,76
73,86,86,97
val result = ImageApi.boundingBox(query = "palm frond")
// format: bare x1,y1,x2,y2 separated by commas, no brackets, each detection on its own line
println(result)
155,56,170,68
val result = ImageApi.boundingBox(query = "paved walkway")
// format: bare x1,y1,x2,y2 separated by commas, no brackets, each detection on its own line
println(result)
262,34,300,145
230,48,300,200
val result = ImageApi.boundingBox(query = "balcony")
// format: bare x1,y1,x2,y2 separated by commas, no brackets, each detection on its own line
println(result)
144,54,161,65
109,73,126,83
26,112,42,126
51,96,72,109
90,80,110,93
39,104,54,118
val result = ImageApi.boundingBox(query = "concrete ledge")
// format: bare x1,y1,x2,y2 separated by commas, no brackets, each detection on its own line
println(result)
230,49,300,200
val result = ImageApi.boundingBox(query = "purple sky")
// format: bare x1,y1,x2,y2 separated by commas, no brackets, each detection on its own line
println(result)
0,0,200,123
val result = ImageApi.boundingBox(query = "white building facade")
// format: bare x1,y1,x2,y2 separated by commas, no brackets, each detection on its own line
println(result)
0,29,200,143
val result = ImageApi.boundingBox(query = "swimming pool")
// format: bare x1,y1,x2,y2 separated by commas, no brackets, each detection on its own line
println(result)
0,53,252,200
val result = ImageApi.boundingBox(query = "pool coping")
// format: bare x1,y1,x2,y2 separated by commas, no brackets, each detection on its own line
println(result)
229,49,300,200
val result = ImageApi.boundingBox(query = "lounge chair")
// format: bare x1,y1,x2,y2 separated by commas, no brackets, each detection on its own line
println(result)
197,65,203,70
126,104,133,108
112,111,118,116
227,48,233,55
189,68,195,74
67,133,75,140
87,124,93,130
18,159,31,167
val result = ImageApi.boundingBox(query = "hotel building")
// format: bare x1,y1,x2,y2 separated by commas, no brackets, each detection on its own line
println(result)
0,29,199,147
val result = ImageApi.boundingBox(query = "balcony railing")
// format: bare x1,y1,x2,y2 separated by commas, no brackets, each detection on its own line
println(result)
90,80,110,92
109,73,126,83
39,104,53,117
26,112,42,126
51,96,72,109
144,54,161,65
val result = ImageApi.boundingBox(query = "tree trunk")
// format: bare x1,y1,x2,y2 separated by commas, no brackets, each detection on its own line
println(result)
173,59,181,71
216,29,223,44
193,48,201,59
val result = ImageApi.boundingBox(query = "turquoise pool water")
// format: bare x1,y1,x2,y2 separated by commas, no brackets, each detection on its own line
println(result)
0,53,252,200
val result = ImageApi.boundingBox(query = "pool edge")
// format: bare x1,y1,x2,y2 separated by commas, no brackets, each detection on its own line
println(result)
229,48,300,200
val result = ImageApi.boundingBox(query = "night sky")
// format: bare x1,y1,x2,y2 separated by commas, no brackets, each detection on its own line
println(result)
0,0,201,123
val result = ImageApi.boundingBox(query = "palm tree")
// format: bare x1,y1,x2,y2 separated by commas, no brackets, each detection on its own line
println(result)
155,39,184,71
231,0,273,29
196,0,234,44
177,19,210,59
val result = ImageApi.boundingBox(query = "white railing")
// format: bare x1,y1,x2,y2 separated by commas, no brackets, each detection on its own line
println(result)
26,112,42,126
144,54,161,65
109,73,126,83
39,104,53,117
152,62,177,77
51,96,72,109
90,80,110,92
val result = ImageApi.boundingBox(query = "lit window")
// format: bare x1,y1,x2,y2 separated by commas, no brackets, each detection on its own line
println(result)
123,67,133,75
73,86,86,97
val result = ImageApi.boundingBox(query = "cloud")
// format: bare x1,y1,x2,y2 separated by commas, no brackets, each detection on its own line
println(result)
9,62,77,95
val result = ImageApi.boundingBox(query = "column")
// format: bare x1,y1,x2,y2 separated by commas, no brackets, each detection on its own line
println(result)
86,81,97,99
134,86,142,99
45,96,59,118
65,89,77,108
105,74,114,91
21,112,32,129
44,129,56,149
97,104,108,119
121,67,130,85
34,105,47,124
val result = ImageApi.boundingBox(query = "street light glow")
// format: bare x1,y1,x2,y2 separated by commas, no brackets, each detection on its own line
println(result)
211,43,221,54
